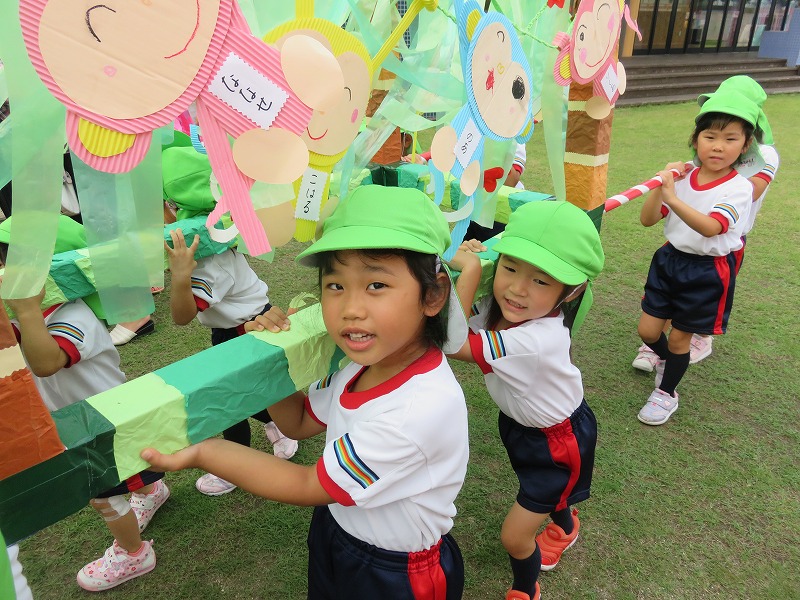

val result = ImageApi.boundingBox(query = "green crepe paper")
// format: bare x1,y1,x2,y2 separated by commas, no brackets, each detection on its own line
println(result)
0,401,118,545
156,334,298,445
72,137,164,324
1,216,233,319
375,162,555,224
0,0,67,300
86,373,189,481
250,304,337,391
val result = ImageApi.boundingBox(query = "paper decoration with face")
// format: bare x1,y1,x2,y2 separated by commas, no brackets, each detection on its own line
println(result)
263,0,439,243
20,0,344,256
429,0,534,258
552,0,640,120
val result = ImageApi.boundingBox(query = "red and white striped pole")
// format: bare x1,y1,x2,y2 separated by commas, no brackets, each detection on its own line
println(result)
604,165,686,212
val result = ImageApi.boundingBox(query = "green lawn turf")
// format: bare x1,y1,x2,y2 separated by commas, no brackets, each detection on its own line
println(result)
18,96,800,599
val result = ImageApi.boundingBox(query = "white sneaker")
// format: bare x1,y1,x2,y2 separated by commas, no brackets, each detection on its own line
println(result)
632,344,659,372
264,422,298,460
689,335,713,364
195,473,237,496
130,479,170,532
638,388,679,426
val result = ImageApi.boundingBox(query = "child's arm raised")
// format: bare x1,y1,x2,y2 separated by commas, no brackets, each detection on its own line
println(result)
657,170,724,238
446,246,482,363
6,292,68,377
165,229,201,325
142,439,333,506
641,162,690,227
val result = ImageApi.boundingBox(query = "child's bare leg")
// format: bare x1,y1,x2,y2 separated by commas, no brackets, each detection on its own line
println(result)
89,497,143,553
638,313,668,347
501,502,548,597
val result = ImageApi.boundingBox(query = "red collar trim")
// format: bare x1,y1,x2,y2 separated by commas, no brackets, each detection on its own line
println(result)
690,167,738,191
340,346,443,409
42,304,63,318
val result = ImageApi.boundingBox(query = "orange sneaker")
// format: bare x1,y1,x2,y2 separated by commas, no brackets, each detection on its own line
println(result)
505,582,540,600
536,509,580,571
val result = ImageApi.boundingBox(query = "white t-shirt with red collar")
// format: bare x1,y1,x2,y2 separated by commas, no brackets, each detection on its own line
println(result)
468,297,583,429
305,347,468,553
661,167,752,256
190,249,269,329
11,299,125,411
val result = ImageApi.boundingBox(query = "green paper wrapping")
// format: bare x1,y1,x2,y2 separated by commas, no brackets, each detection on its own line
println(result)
0,528,12,600
0,401,118,545
0,1,66,300
86,373,189,481
157,335,298,445
250,304,337,390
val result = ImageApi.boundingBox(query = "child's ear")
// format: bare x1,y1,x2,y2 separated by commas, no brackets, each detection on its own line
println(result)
423,272,450,317
564,281,587,302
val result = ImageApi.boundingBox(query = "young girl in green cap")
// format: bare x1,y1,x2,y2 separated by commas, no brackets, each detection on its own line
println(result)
143,185,470,599
447,200,605,600
635,88,761,426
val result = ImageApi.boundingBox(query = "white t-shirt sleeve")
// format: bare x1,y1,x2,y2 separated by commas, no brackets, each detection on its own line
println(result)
709,180,752,231
468,326,540,397
756,145,779,184
191,255,234,309
46,301,105,367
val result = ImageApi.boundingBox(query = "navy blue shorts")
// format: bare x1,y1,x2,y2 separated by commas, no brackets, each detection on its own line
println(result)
307,505,464,600
499,400,597,514
95,470,164,498
642,243,738,335
210,303,271,346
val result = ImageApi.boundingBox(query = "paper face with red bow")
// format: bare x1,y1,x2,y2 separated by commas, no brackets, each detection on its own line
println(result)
20,0,344,255
429,0,534,258
552,0,641,119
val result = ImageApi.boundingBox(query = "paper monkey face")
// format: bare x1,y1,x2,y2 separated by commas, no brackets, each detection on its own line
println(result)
36,0,222,120
470,21,531,138
572,0,621,82
275,29,370,157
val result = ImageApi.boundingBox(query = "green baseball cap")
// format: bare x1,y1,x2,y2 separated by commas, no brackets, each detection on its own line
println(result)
698,76,772,144
0,214,86,253
493,201,604,332
297,185,467,353
162,146,216,220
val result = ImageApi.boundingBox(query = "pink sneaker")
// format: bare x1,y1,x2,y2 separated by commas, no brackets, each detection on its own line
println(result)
632,344,659,372
130,479,170,533
76,540,155,591
689,334,713,364
264,422,298,459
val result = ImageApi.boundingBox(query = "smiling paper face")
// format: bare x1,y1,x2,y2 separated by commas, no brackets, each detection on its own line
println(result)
469,21,531,139
273,28,371,159
34,0,223,120
571,0,622,83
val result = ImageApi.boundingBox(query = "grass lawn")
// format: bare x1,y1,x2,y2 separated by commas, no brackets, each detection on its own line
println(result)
18,96,800,599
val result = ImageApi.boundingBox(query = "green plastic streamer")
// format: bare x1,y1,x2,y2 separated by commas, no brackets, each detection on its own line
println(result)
71,138,163,324
0,0,67,300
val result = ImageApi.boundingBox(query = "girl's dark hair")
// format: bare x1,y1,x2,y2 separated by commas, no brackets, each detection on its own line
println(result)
690,112,755,152
316,249,449,349
484,259,585,336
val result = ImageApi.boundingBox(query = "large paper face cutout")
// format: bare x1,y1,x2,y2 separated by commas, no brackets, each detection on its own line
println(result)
572,0,621,83
38,0,222,120
275,30,371,158
470,22,531,138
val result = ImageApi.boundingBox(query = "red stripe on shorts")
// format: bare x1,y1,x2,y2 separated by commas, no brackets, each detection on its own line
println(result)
713,256,731,335
544,420,581,512
408,540,447,600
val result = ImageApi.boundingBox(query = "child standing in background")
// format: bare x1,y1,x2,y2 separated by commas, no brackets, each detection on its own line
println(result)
163,146,297,496
631,75,778,371
635,89,762,425
447,201,605,600
2,217,169,592
144,186,470,599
